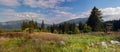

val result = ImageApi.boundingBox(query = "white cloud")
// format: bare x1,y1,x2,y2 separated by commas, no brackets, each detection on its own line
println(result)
66,7,120,22
54,10,77,19
23,0,73,9
101,7,120,21
52,7,120,23
0,0,20,7
16,12,42,19
0,9,59,24
0,0,73,9
0,9,44,22
48,10,90,24
1,6,120,24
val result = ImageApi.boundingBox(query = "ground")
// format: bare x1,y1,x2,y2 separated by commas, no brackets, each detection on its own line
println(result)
0,32,120,52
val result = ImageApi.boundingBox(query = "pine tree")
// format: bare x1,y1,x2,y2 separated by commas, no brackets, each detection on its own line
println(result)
78,21,84,30
21,21,26,30
28,20,36,33
58,24,64,34
63,22,70,34
87,6,104,31
29,20,34,29
47,26,51,32
50,23,57,33
71,23,80,34
41,20,45,31
34,21,38,29
21,20,39,33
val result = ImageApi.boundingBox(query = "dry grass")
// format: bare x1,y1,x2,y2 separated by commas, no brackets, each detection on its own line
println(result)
30,32,67,42
0,32,119,52
0,32,67,42
0,32,67,52
0,32,31,38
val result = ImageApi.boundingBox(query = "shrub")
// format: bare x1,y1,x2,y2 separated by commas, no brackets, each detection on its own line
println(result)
74,27,80,34
83,24,92,33
13,30,21,32
34,29,40,32
23,28,30,33
0,29,6,33
0,32,30,38
114,36,120,41
53,30,58,34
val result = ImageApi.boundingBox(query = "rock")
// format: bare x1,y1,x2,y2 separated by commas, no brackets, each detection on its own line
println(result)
101,41,107,48
60,41,65,45
89,43,94,47
110,40,120,44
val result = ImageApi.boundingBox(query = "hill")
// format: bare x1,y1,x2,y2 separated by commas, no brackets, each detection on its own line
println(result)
60,18,88,24
0,20,49,31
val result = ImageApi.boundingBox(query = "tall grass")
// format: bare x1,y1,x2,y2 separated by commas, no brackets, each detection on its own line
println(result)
0,32,120,52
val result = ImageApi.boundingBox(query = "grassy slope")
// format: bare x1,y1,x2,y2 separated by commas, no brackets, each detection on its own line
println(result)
0,32,120,52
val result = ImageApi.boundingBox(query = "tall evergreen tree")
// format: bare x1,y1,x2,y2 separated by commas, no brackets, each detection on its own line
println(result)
29,20,34,29
47,26,51,32
70,23,80,34
87,7,104,31
63,22,70,34
21,20,39,33
21,21,28,30
78,21,84,30
41,20,45,31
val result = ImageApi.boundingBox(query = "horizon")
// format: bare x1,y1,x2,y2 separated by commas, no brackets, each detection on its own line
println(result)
0,0,120,24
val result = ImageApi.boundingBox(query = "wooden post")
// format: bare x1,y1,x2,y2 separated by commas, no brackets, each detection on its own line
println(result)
29,28,34,33
105,22,113,34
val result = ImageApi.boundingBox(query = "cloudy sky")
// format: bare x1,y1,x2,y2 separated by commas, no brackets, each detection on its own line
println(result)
0,0,120,24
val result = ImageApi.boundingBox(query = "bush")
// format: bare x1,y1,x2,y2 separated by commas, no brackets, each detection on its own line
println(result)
83,24,92,33
53,30,58,34
13,30,21,32
74,27,80,34
23,28,29,32
114,36,120,41
34,29,40,32
0,29,6,33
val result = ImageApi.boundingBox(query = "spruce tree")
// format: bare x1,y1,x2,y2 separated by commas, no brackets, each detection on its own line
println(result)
21,20,39,33
78,21,84,30
71,23,80,34
41,20,45,31
21,21,26,30
87,7,104,31
63,22,70,34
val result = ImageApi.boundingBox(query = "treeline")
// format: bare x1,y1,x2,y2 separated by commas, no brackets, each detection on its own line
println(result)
21,7,105,34
21,20,92,34
106,20,120,31
48,7,104,34
21,20,49,33
48,22,91,34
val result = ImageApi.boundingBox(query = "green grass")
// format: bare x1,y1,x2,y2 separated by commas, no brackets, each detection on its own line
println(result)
66,35,119,52
0,32,120,52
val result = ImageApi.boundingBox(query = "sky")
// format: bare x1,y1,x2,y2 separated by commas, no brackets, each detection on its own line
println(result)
0,0,120,24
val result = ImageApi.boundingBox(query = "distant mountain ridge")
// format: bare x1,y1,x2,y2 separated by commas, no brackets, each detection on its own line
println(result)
0,18,88,31
60,18,88,24
0,20,49,31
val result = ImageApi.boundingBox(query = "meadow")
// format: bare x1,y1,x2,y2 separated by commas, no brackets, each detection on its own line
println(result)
0,32,120,52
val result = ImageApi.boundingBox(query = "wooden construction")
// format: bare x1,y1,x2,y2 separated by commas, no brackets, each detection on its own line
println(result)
105,22,113,33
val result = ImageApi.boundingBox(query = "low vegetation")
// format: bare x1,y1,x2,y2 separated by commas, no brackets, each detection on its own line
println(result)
0,32,120,52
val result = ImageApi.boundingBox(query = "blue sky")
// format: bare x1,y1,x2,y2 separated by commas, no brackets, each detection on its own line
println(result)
0,0,120,24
